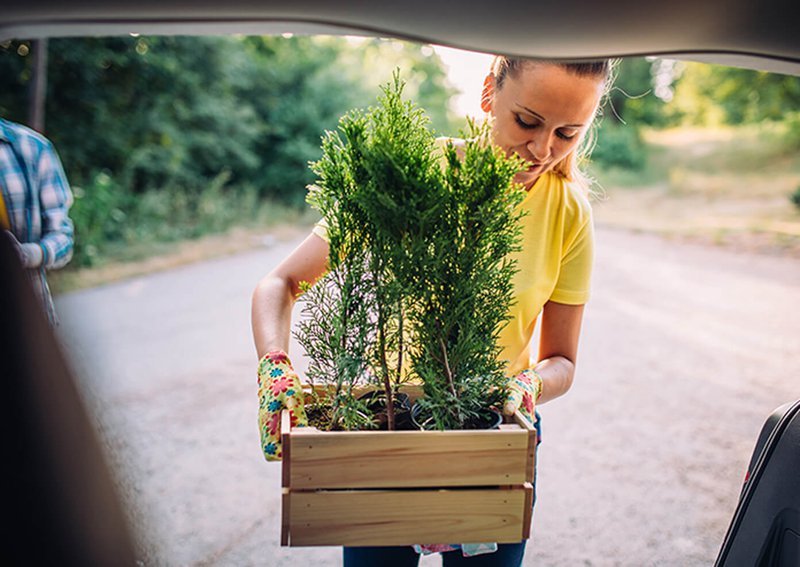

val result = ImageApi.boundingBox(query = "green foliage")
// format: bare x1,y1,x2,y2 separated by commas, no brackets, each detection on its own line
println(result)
781,112,800,152
791,186,800,210
0,36,456,205
410,124,526,430
297,74,525,431
591,119,648,170
669,62,800,126
0,41,29,120
68,171,131,266
609,58,672,127
707,67,800,124
237,36,374,205
346,39,460,136
67,170,296,267
601,57,800,130
0,36,460,266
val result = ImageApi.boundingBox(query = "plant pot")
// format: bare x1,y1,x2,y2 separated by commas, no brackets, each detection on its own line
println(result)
410,401,503,431
357,390,414,430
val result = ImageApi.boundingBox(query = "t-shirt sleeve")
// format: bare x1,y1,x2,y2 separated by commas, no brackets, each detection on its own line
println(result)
312,217,329,242
550,215,594,305
307,183,330,242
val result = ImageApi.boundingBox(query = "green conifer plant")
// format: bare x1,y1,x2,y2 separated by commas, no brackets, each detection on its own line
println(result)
295,72,527,431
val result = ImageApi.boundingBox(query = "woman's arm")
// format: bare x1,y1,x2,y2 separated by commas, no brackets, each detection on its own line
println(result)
251,231,329,359
533,300,585,404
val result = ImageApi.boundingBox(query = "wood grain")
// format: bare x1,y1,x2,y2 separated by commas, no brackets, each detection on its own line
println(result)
288,426,530,489
281,488,290,547
281,391,537,546
513,410,538,484
281,409,292,488
287,487,529,546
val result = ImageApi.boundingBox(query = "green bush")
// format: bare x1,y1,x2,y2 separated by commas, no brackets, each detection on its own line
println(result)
69,171,131,266
781,112,800,152
791,185,800,210
67,169,309,267
591,121,648,170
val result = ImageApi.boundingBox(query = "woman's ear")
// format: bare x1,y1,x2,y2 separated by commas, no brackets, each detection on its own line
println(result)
480,74,495,114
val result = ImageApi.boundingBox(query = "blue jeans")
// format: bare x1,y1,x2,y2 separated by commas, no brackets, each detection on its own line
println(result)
343,542,527,566
343,413,541,567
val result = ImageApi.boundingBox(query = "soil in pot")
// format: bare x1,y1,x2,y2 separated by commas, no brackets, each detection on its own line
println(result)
305,402,334,430
357,390,414,431
410,401,503,431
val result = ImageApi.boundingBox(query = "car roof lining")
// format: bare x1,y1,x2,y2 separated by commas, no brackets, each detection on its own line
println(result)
3,0,799,76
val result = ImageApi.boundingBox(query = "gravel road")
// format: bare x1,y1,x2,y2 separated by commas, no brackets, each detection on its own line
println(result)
55,226,800,566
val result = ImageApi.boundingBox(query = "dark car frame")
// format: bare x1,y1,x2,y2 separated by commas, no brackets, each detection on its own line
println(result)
2,2,798,565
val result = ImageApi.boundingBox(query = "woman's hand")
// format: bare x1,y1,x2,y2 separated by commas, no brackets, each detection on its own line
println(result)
257,350,308,461
503,368,543,424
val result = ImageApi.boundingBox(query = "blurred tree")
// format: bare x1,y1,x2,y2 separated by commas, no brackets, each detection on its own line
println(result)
51,36,260,193
1,36,260,191
0,36,458,207
607,57,672,127
27,39,48,132
669,62,800,125
236,35,373,204
350,39,460,135
592,57,671,171
0,40,32,121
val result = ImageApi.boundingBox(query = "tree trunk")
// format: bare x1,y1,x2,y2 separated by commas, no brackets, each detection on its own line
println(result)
28,38,49,133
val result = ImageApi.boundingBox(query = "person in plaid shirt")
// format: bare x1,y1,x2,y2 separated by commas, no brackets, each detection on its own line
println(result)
0,118,74,325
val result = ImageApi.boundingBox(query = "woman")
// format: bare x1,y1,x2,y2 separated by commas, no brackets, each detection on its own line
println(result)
252,55,616,565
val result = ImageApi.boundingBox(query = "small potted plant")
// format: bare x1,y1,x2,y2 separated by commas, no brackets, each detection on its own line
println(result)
282,73,536,547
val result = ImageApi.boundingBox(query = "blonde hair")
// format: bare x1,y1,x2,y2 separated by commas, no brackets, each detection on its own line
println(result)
489,56,618,189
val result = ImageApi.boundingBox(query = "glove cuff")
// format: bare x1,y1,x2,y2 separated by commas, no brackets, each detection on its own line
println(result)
258,349,294,380
516,368,543,401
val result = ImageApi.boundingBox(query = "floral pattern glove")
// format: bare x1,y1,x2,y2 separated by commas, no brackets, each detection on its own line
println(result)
503,368,543,424
257,350,308,461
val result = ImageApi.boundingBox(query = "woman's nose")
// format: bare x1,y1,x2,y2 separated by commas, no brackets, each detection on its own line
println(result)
527,133,551,162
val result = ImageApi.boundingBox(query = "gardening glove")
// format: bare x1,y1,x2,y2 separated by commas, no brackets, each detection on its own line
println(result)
257,350,308,461
503,368,543,424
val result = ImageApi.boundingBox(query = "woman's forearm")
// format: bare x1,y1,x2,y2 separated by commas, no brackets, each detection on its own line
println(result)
533,355,575,405
251,232,331,360
251,275,295,359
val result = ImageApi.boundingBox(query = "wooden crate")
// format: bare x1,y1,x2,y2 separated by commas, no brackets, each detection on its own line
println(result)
280,388,536,547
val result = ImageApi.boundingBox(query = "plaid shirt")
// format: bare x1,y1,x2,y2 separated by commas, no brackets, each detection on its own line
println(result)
0,118,74,323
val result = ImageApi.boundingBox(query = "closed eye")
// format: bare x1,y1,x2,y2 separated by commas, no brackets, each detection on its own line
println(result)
515,114,577,141
514,114,538,130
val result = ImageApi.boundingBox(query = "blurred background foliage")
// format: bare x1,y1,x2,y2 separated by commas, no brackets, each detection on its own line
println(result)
1,36,799,269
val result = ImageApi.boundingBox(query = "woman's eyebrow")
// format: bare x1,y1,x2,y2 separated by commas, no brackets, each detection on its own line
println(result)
515,103,584,128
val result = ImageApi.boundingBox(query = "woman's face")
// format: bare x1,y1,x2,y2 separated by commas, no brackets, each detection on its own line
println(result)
481,63,605,188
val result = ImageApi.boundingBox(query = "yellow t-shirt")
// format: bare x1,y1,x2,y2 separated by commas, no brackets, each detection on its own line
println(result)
310,140,594,376
499,171,593,375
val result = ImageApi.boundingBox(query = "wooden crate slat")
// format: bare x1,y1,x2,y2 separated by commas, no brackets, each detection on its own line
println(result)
287,486,532,546
280,488,290,546
512,410,538,484
288,427,530,489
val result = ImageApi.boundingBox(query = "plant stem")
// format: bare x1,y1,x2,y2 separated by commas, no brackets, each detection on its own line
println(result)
439,337,458,400
377,296,396,430
396,300,403,385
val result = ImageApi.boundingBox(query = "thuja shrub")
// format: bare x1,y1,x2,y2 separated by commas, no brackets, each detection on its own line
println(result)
295,72,526,430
